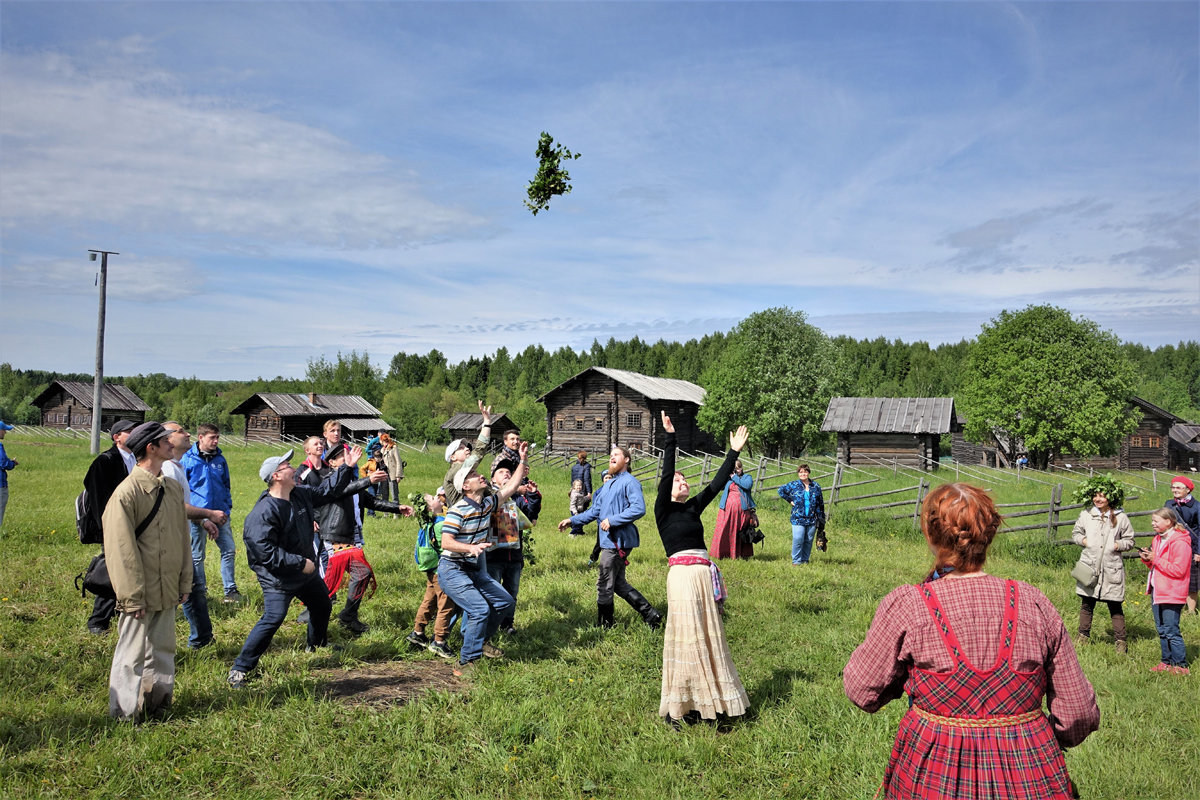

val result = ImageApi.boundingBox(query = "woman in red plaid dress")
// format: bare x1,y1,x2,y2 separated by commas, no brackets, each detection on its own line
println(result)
844,483,1100,799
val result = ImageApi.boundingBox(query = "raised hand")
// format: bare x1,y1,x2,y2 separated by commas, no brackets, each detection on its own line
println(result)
660,411,675,434
729,425,749,452
348,445,365,465
479,400,492,426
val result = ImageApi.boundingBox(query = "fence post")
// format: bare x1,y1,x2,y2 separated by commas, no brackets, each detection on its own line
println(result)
1047,483,1063,543
912,479,929,529
831,461,844,505
701,452,711,485
1152,469,1157,490
893,458,898,476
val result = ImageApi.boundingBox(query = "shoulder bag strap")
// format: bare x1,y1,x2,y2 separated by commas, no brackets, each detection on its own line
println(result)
134,487,166,539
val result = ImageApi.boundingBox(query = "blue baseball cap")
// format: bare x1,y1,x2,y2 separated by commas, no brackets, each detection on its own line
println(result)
0,421,13,431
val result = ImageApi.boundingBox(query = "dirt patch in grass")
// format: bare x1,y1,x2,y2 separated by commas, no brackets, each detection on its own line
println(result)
317,661,462,708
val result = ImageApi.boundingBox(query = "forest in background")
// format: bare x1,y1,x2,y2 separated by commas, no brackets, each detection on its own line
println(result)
2,327,1198,452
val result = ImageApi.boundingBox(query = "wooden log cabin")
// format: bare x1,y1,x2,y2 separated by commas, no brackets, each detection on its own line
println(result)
441,412,519,451
1057,397,1184,471
230,392,392,442
821,397,958,471
537,367,720,455
32,380,149,431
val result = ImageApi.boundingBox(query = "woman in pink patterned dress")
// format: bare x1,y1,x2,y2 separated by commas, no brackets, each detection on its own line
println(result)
843,483,1099,800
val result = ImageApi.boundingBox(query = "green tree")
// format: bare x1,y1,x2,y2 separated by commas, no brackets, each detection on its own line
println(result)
960,305,1138,469
697,308,848,457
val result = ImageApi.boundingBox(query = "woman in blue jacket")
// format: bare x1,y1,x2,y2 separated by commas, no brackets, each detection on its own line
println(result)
712,459,756,559
778,464,825,565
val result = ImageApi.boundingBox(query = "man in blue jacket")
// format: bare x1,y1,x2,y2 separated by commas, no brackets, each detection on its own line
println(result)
227,449,357,689
559,445,661,629
181,423,240,604
0,420,16,529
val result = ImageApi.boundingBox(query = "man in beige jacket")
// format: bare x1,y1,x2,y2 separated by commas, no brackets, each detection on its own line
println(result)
103,421,193,720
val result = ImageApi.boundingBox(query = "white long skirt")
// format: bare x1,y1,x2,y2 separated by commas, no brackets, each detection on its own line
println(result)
659,555,749,720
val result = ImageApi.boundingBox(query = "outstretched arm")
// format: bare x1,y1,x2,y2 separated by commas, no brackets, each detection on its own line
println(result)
656,412,678,515
696,425,748,512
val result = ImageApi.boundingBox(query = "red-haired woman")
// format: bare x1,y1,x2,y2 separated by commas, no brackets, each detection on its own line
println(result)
844,483,1099,799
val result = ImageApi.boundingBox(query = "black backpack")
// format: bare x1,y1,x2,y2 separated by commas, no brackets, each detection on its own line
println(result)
75,489,103,544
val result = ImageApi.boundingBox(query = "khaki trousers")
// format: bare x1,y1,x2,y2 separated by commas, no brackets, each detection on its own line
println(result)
109,609,177,720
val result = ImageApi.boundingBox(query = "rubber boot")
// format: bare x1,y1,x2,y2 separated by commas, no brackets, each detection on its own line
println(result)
1112,614,1127,654
1075,606,1093,647
619,587,663,630
597,603,615,629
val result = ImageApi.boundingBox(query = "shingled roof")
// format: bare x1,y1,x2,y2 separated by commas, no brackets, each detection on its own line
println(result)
821,397,957,434
440,412,514,431
537,367,706,405
229,392,382,417
33,380,151,412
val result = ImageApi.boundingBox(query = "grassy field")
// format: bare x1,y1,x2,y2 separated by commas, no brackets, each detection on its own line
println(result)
0,432,1196,799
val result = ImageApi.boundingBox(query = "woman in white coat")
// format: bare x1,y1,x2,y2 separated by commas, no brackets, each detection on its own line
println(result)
1071,476,1135,653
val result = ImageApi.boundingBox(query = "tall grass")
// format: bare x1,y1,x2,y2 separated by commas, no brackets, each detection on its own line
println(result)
0,432,1195,799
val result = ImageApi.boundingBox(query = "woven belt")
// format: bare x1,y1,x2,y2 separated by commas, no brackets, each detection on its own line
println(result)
912,707,1043,728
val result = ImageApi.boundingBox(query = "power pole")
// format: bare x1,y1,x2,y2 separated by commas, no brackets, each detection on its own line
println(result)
88,250,118,455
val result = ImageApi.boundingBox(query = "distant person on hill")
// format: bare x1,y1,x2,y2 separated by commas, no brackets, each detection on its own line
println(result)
711,458,756,559
845,483,1099,799
181,423,240,604
0,420,16,529
1164,476,1199,615
560,446,661,630
381,434,406,512
81,419,137,635
571,450,594,497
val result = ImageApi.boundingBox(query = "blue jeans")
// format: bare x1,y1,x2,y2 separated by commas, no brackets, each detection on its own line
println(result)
190,519,239,595
180,559,213,648
233,576,332,673
486,558,523,628
792,523,817,564
437,555,513,665
1153,603,1186,666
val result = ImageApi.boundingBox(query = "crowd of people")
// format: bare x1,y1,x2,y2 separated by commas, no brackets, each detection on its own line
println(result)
41,411,1197,794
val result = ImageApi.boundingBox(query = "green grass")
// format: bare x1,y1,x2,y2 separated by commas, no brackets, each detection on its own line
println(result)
0,432,1197,799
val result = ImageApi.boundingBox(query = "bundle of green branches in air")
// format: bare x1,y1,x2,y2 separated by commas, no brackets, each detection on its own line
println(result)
525,131,580,215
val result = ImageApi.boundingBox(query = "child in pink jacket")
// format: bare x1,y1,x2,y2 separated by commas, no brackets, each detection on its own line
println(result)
1139,507,1192,675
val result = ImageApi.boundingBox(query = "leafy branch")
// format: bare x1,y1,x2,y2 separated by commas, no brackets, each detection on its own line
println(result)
525,131,580,216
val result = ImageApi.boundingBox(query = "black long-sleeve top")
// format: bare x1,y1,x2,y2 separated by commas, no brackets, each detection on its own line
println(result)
654,432,740,557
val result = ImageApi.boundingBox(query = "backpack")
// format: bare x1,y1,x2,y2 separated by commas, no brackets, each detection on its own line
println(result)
414,520,443,571
75,489,103,544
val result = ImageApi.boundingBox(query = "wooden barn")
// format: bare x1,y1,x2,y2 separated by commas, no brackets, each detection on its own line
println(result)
821,397,958,471
1169,423,1200,471
537,367,719,455
230,392,391,443
32,380,150,431
441,412,519,450
1056,397,1184,471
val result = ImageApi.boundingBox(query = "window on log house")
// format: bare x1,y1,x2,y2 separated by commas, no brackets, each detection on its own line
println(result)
594,418,603,430
575,417,584,430
556,418,564,430
626,412,642,429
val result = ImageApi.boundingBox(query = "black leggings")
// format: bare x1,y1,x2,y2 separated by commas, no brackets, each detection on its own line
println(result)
1080,596,1124,617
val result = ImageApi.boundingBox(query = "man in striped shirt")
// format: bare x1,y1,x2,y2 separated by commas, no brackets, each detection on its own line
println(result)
437,440,529,676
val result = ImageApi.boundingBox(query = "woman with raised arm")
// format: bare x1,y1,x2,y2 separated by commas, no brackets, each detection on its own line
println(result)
655,411,750,727
844,483,1099,799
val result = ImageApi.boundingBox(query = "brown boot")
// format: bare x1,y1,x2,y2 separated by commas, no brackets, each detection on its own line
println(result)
1112,614,1127,654
1075,606,1093,648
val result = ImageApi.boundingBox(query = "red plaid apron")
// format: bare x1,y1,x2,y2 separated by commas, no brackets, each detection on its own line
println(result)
880,580,1076,799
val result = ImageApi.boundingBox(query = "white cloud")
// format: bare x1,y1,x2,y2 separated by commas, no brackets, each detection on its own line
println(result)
0,51,485,250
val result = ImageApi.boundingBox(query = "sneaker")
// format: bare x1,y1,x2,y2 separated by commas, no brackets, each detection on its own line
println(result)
1151,662,1171,672
405,630,429,649
338,616,369,635
227,669,248,689
223,590,243,604
87,626,109,636
481,643,505,659
453,659,479,678
427,640,455,659
1170,665,1190,675
501,625,518,636
189,635,217,650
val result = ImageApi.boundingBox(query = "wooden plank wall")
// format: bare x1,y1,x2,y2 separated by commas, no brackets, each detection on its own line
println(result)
840,432,937,470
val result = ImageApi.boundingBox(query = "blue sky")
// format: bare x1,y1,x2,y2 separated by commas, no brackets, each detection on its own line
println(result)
1,1,1196,380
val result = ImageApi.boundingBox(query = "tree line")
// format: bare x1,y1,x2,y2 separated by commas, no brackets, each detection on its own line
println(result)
1,307,1196,460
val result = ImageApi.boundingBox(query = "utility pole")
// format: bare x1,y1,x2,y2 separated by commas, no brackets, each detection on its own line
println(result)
88,250,118,455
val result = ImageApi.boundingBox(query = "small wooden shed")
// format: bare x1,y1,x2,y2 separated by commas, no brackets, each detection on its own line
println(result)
1169,423,1200,471
537,367,719,455
821,397,958,471
230,392,392,442
1056,397,1183,470
440,412,519,451
31,380,150,431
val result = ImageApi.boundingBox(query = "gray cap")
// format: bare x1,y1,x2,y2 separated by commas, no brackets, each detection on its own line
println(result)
126,421,172,455
110,419,136,437
259,448,295,482
444,438,465,462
